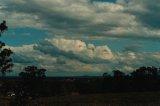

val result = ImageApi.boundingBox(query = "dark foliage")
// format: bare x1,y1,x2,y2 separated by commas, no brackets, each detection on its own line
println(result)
0,20,8,36
10,66,46,106
19,66,46,79
18,66,46,97
102,66,160,92
0,21,13,76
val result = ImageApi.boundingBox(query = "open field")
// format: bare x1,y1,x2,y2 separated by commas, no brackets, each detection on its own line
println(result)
1,77,160,106
1,91,160,106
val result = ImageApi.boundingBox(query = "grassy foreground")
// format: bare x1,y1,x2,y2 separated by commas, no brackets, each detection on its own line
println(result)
1,91,160,106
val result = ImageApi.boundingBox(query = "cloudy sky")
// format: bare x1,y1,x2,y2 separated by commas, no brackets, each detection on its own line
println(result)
0,0,160,76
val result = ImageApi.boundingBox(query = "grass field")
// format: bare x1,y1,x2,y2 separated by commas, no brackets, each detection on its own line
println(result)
1,91,160,106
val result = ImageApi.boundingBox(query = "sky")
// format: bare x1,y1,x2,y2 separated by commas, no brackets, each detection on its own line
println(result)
0,0,160,76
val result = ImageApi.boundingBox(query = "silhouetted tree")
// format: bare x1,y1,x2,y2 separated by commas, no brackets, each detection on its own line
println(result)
0,20,8,36
146,66,159,77
113,70,125,78
0,44,13,77
11,66,46,106
19,65,46,80
0,21,14,102
131,66,159,78
0,21,13,77
103,72,110,78
131,66,147,78
18,66,46,97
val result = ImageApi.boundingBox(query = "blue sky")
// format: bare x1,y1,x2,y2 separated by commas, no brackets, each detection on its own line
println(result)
1,28,48,46
0,0,160,76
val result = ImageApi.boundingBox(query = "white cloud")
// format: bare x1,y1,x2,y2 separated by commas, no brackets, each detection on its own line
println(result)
93,2,124,12
116,0,127,6
1,0,160,41
5,38,160,76
7,39,113,75
34,38,114,62
1,0,160,75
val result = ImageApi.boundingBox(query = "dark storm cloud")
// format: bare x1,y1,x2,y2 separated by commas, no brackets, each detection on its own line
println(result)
127,0,160,29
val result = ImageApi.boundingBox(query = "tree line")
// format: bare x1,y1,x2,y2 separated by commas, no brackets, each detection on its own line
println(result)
102,66,160,92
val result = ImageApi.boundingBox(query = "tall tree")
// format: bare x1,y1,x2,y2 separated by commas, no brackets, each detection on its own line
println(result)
113,70,125,78
18,65,46,97
11,66,46,105
0,21,13,76
19,65,46,79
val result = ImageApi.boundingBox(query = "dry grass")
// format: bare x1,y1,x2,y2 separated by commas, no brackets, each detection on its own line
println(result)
32,92,160,106
1,91,160,106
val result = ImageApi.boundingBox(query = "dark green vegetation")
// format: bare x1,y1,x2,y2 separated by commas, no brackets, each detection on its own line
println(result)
0,20,13,77
102,66,160,92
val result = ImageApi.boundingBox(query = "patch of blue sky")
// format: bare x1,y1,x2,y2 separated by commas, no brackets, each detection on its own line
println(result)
85,40,160,52
0,28,49,46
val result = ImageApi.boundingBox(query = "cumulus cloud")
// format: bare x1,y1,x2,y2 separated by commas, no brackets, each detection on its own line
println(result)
6,38,160,75
8,44,57,72
111,52,160,74
7,39,114,75
33,38,114,64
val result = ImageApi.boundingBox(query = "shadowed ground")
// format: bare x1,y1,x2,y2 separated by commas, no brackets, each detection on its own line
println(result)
1,91,160,106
